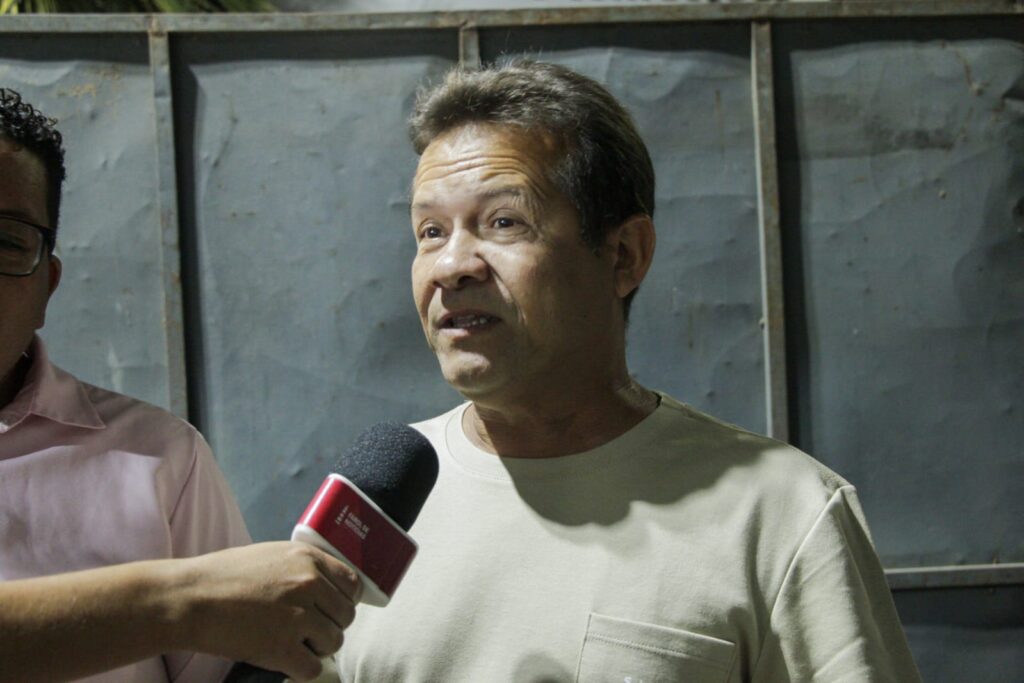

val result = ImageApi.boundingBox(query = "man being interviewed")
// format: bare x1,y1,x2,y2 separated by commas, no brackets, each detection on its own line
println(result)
336,60,922,682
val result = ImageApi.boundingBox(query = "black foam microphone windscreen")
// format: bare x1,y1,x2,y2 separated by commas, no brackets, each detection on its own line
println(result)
223,422,438,683
335,421,438,532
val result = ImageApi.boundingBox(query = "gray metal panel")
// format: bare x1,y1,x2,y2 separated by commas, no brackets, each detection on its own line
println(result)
894,585,1024,683
0,35,173,410
174,31,460,540
0,12,1017,683
776,20,1024,567
480,23,766,435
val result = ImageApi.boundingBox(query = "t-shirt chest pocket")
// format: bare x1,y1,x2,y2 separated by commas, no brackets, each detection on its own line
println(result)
575,613,737,683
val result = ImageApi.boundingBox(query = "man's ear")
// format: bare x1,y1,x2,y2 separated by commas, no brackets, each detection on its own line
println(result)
47,253,62,298
608,214,656,299
34,254,61,332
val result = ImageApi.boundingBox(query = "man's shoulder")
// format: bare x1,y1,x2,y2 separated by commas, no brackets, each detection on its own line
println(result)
57,368,202,455
652,394,851,507
87,382,196,439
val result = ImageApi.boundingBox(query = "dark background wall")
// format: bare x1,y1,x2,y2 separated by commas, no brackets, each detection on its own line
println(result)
1,5,1021,680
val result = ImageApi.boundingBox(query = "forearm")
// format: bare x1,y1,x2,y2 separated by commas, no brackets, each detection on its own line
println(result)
0,543,360,683
0,559,195,683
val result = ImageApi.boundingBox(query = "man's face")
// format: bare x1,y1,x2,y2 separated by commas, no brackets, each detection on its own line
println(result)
0,137,60,389
410,124,621,406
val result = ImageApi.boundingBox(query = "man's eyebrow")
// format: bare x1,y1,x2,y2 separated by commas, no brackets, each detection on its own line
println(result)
488,187,544,217
480,187,540,206
410,187,540,214
0,209,39,222
480,187,523,200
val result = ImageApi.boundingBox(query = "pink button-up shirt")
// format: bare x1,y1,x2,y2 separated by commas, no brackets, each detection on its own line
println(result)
0,337,251,682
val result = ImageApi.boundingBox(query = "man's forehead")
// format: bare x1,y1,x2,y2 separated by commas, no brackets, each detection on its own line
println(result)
411,123,560,205
0,137,45,172
0,136,28,157
0,137,49,222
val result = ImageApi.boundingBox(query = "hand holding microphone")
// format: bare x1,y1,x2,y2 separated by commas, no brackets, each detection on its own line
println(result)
224,422,438,682
0,541,360,683
171,542,358,681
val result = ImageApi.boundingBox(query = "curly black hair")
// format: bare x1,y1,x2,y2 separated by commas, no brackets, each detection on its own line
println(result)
0,88,66,232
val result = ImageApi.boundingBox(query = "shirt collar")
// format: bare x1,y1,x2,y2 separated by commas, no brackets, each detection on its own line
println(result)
0,336,105,432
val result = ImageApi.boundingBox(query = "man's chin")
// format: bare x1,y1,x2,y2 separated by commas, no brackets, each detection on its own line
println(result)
440,361,505,400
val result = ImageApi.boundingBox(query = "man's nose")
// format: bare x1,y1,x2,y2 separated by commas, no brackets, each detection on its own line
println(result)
431,228,489,290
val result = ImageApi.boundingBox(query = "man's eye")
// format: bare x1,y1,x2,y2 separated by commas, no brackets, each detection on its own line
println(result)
420,225,443,240
493,217,518,229
0,236,28,253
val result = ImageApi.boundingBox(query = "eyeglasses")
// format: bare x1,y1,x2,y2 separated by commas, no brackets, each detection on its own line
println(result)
0,213,56,277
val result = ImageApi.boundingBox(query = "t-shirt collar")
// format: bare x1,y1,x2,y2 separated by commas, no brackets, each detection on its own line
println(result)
444,392,677,482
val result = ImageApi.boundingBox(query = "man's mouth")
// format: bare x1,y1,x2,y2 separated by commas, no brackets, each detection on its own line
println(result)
440,313,500,330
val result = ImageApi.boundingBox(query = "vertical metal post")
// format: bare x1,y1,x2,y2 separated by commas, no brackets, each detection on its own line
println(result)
459,24,481,68
751,21,789,442
148,29,189,420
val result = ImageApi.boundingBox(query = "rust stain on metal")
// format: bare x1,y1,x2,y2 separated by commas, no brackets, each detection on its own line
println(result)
947,42,986,96
59,83,98,99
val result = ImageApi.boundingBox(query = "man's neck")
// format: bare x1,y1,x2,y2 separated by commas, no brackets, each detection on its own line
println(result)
463,379,660,459
0,353,30,410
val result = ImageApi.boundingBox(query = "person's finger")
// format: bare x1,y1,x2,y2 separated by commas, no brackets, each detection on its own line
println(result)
311,577,357,630
311,549,362,603
302,609,345,659
303,638,322,658
277,645,323,683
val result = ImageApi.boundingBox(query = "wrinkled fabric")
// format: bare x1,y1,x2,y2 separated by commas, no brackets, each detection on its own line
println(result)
0,336,251,683
338,394,921,682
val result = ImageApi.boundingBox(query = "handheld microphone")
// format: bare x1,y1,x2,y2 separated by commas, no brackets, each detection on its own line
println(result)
224,422,438,683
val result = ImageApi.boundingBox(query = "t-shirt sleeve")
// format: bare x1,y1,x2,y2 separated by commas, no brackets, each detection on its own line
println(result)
163,429,252,683
752,486,922,683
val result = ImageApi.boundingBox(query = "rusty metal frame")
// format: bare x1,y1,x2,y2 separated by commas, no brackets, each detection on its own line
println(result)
459,23,481,68
0,2,1021,33
147,28,189,420
1,1,1021,588
886,563,1024,591
751,20,789,444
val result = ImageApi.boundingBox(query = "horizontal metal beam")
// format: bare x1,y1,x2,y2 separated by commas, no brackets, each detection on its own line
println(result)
0,1,1021,34
886,563,1024,591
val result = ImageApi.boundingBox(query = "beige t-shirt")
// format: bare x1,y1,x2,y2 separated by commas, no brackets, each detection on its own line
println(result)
336,394,921,682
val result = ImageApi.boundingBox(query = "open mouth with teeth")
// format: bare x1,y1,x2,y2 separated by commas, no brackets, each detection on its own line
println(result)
442,314,500,330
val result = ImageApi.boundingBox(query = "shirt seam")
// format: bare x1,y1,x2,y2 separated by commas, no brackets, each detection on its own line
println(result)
440,404,513,484
165,651,197,682
167,429,201,532
750,484,855,674
442,401,671,483
587,633,733,669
